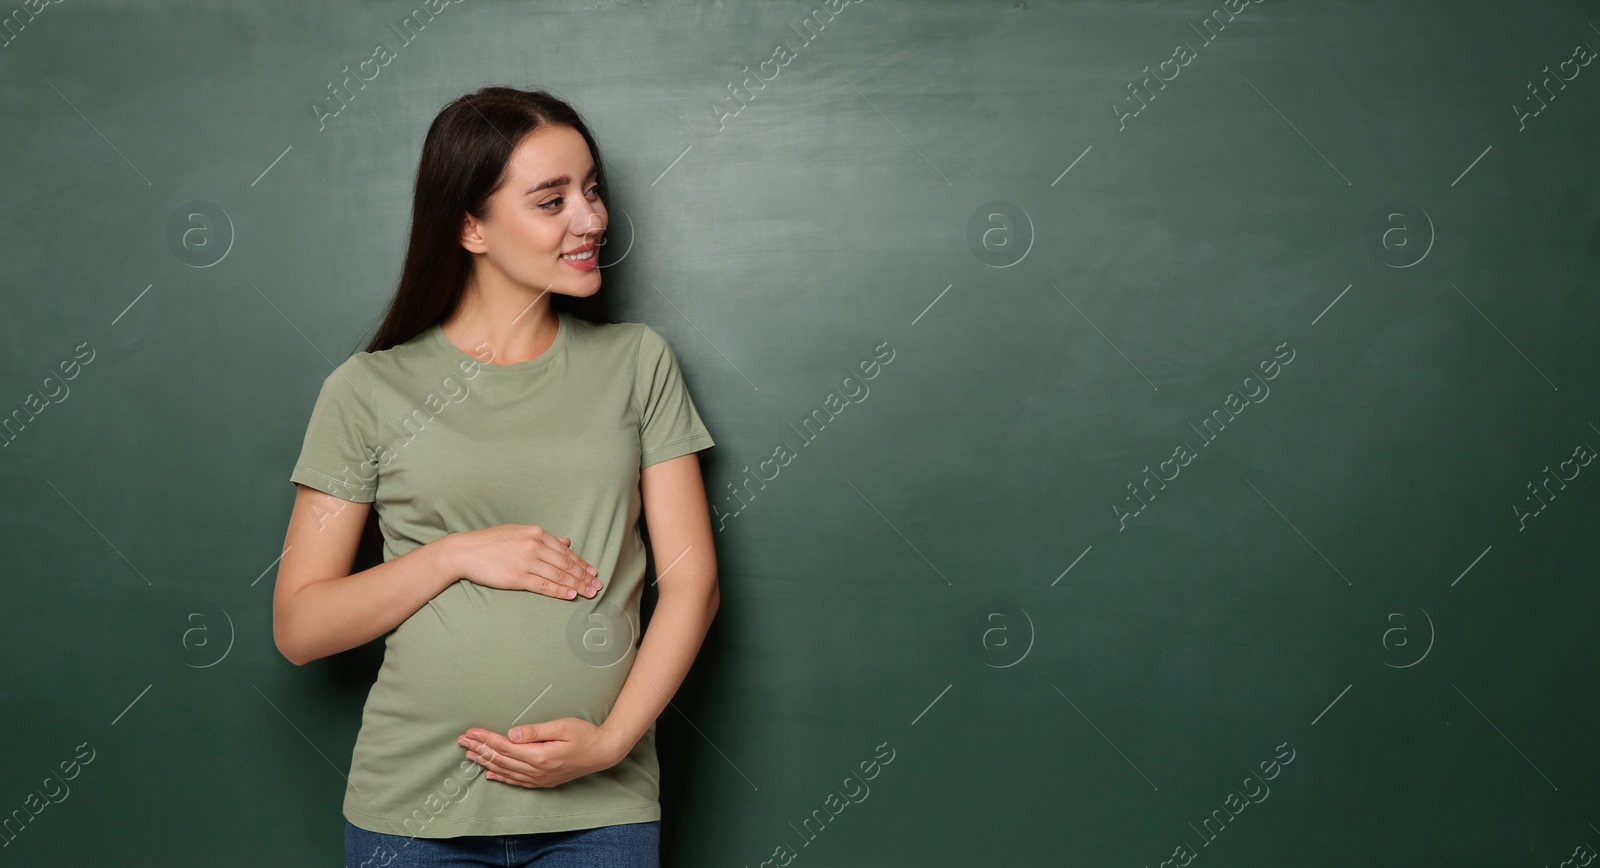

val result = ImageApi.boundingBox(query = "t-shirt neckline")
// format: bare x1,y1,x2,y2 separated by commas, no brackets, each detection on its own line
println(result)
428,310,568,374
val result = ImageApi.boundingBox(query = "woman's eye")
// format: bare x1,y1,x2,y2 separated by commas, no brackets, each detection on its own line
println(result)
538,186,599,211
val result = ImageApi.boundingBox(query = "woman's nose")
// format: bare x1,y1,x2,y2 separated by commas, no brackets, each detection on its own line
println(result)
571,205,605,236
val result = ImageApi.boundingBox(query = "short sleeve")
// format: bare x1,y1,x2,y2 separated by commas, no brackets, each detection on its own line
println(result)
289,356,379,503
635,325,715,469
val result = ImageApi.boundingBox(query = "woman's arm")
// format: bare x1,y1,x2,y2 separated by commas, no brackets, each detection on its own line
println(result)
273,484,459,666
599,452,720,755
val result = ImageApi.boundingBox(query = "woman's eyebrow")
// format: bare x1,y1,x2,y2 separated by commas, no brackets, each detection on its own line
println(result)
525,165,597,195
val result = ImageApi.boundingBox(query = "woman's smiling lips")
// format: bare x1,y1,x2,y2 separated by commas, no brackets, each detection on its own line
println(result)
560,240,599,271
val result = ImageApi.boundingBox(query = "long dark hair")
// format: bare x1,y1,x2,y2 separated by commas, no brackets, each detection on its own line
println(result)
358,86,613,355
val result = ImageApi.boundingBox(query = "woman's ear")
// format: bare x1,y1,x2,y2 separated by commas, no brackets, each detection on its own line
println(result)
460,212,488,254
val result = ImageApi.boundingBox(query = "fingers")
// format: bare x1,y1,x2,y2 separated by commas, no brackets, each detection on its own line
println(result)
523,554,598,600
462,735,543,787
527,529,600,599
529,569,593,600
467,749,523,785
474,742,538,778
560,537,599,578
534,529,597,577
480,526,601,600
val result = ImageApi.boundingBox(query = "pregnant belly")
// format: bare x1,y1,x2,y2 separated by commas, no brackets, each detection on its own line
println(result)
363,581,635,740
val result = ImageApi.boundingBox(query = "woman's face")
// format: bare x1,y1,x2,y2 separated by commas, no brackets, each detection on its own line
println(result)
462,123,607,299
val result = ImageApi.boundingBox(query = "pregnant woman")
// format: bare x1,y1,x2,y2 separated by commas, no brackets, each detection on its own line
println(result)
273,86,719,867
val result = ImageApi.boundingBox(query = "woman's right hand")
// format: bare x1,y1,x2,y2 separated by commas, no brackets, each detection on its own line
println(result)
440,525,601,600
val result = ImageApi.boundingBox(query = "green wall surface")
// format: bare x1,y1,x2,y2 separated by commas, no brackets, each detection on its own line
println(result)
2,0,1597,865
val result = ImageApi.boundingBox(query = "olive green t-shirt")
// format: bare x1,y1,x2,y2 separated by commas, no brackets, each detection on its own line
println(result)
288,310,715,838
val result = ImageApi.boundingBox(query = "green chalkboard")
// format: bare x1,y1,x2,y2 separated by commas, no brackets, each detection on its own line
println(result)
2,0,1597,864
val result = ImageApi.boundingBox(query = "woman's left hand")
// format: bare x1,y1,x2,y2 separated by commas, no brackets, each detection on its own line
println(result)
457,719,625,789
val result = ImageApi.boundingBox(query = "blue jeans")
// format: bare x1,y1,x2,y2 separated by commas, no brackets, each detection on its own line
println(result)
345,819,659,867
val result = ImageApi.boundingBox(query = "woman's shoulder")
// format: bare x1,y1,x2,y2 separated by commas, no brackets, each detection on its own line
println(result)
565,314,657,353
332,324,450,389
